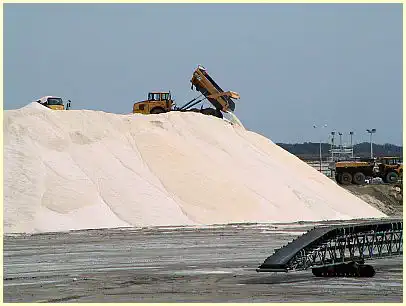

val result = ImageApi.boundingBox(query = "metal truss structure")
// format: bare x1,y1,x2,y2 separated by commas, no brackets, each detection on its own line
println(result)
257,220,403,273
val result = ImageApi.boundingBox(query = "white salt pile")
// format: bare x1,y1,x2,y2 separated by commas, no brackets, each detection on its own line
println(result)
4,103,386,233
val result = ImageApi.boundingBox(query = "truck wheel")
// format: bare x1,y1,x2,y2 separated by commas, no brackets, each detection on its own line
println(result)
214,109,223,119
200,108,218,117
353,172,366,185
202,108,223,118
335,173,343,184
341,172,352,185
150,107,165,114
386,171,399,184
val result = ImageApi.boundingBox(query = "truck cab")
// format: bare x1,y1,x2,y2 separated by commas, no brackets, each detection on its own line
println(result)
377,157,403,183
36,96,71,110
133,91,174,114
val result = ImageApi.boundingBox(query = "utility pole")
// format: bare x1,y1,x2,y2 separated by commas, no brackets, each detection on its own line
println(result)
313,124,327,173
349,131,354,158
366,129,376,159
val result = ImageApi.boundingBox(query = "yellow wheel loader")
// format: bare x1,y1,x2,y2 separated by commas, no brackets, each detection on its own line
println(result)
36,96,71,110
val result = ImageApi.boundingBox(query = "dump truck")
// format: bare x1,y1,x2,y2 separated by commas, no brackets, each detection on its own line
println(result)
36,96,71,110
132,65,240,119
332,156,402,185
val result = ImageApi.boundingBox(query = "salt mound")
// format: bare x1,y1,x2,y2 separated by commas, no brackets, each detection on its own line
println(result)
4,103,386,233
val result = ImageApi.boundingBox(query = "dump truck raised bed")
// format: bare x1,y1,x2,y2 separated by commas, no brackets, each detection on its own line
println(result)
189,65,240,114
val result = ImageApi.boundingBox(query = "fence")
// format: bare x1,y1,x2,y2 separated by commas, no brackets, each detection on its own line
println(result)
305,160,334,178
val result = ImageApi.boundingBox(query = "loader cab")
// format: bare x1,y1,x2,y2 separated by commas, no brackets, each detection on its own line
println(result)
46,97,64,106
133,91,174,115
36,96,70,110
148,92,171,101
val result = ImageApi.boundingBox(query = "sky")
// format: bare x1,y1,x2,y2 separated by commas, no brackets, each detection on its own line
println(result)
4,4,403,146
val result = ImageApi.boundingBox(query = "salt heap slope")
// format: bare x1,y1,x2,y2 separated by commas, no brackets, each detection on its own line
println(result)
4,103,386,233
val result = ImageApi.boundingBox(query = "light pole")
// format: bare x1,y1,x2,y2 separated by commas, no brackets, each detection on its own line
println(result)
313,124,327,172
338,132,343,159
366,128,376,159
349,131,354,158
331,131,335,160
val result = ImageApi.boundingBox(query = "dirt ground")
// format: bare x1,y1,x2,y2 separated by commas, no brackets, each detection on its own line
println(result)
3,221,403,303
343,183,403,217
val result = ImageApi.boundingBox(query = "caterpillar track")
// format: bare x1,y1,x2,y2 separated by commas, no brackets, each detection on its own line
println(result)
312,261,375,277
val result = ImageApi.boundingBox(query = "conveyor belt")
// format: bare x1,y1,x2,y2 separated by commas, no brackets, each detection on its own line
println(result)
257,219,403,272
